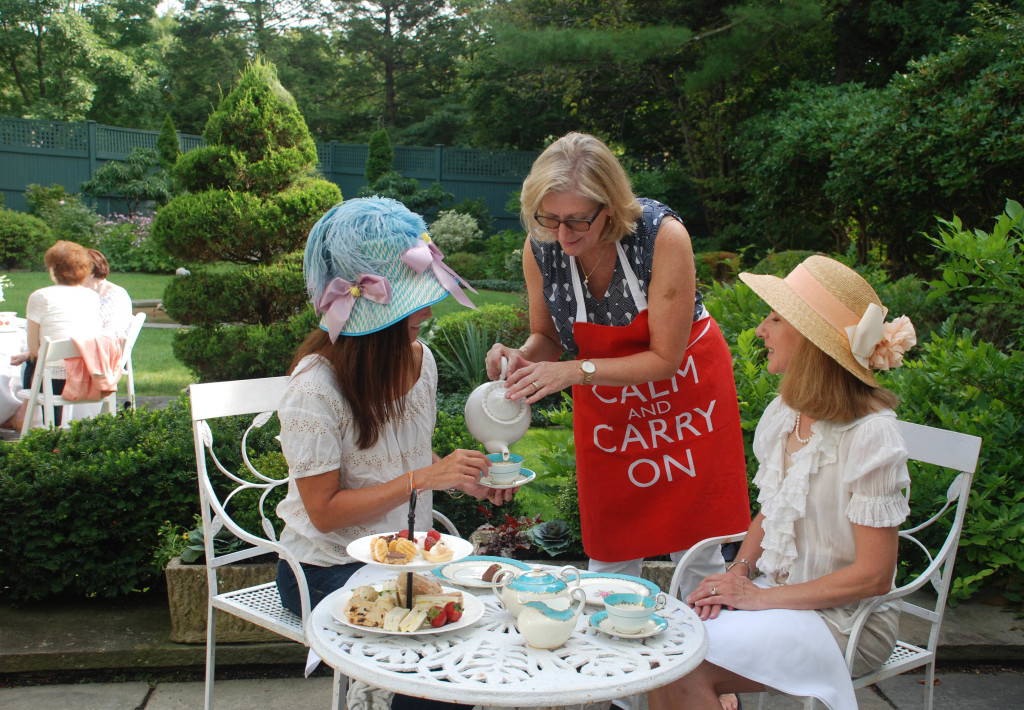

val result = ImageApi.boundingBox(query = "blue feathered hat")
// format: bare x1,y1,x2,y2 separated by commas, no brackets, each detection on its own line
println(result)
304,197,478,340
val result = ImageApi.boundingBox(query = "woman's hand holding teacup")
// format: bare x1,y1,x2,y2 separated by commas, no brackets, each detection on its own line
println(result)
427,449,517,506
687,572,763,621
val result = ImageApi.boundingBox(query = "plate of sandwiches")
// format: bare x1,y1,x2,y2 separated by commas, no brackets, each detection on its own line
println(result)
330,572,483,635
347,530,474,571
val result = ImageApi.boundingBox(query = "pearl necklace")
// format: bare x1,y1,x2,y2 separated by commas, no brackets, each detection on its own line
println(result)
793,412,812,444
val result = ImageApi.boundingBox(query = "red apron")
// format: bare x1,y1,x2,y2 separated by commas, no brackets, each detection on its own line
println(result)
571,243,750,562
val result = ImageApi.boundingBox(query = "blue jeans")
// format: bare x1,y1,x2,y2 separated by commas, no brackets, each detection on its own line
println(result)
276,559,362,615
276,558,469,710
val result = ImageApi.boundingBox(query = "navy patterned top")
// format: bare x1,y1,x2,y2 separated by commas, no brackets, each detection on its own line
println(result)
529,197,705,359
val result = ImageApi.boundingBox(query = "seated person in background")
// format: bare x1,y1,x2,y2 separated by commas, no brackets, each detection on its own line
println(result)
647,256,918,710
8,240,102,430
85,249,133,338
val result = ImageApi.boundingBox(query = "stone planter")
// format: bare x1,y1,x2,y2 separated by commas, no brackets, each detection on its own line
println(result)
165,556,280,644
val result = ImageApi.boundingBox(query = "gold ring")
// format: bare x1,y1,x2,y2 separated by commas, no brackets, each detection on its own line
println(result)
711,587,717,596
531,381,540,391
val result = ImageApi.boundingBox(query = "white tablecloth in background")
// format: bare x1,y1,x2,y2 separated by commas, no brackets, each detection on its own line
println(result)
0,325,28,424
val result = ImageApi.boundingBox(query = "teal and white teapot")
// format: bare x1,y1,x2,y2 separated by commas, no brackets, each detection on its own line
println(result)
491,565,582,617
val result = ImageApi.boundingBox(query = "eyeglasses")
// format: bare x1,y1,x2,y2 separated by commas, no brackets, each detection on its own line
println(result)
534,205,604,232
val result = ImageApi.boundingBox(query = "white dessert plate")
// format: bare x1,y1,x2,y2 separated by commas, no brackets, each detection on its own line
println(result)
478,468,536,489
346,531,473,571
590,610,668,639
432,555,531,588
577,573,660,608
329,584,483,635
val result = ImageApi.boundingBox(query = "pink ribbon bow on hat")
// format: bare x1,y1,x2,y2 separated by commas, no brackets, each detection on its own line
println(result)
400,238,478,309
316,274,392,341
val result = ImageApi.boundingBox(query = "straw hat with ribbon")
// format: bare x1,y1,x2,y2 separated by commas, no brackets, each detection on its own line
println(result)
739,255,917,387
304,197,478,341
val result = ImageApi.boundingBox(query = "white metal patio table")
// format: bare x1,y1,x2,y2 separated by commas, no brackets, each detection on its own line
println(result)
305,568,708,709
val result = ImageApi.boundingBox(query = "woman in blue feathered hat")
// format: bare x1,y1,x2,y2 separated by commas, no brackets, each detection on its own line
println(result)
274,199,511,671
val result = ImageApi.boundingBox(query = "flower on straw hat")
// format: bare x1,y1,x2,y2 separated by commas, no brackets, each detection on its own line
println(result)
304,197,477,340
739,255,916,387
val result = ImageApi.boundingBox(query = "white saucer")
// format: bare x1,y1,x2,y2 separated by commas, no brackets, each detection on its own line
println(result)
590,611,668,639
478,468,536,489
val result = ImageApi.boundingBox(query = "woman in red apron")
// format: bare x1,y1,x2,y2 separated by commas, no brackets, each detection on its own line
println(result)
486,133,750,592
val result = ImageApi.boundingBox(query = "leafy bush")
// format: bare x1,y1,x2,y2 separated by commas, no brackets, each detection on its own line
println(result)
444,252,486,281
24,184,100,246
427,305,530,393
0,207,52,268
365,128,394,184
451,197,495,237
80,147,171,216
162,256,307,326
0,401,197,600
92,213,180,273
479,229,526,280
172,307,319,382
357,171,453,218
430,210,483,254
157,113,181,171
468,278,525,292
694,250,741,286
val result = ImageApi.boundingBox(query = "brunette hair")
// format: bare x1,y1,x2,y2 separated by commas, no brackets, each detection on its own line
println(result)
44,240,94,285
87,249,110,279
290,319,415,449
780,337,899,422
520,132,642,244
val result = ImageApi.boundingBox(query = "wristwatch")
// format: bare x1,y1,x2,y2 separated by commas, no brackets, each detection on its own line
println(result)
580,360,596,385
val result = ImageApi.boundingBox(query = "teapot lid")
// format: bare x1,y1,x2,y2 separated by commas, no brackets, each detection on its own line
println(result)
508,570,566,593
482,382,528,423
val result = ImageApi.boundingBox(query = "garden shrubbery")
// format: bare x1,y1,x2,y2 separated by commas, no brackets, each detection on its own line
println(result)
0,206,52,268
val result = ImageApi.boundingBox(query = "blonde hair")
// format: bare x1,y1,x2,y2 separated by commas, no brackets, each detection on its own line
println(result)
520,132,642,243
781,337,899,422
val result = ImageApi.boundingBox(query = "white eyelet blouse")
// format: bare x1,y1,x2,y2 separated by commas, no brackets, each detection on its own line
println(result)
275,345,437,567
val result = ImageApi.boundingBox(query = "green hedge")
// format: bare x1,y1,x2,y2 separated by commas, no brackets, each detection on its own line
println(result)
0,208,52,269
163,257,307,326
173,307,319,382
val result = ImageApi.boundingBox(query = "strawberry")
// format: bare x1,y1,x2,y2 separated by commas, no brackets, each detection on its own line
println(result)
425,529,442,543
444,601,463,623
427,606,447,628
398,529,410,539
423,536,437,551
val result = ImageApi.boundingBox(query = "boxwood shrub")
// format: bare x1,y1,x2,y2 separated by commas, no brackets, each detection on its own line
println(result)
0,397,283,601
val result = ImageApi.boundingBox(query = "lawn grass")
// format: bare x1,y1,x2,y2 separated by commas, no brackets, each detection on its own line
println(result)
1,270,173,316
130,327,194,397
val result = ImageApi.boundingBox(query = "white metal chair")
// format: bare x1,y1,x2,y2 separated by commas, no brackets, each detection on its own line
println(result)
190,376,461,710
668,420,981,710
17,312,146,436
121,311,146,408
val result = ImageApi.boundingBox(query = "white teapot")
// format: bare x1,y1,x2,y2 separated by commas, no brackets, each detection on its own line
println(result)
516,587,587,649
491,565,582,618
464,356,531,458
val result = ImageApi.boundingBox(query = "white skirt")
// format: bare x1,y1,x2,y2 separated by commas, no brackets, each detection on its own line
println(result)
704,605,857,709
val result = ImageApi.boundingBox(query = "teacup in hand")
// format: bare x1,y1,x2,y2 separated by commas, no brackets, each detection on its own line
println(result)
486,452,524,484
603,592,667,634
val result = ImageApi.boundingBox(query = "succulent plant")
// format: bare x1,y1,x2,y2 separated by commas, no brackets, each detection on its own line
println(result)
526,520,574,558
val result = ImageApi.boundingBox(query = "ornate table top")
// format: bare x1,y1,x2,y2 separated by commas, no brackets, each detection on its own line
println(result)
306,581,707,708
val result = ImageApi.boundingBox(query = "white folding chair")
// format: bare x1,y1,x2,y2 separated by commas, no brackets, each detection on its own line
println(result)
668,420,981,710
120,312,146,409
190,376,460,710
19,337,116,436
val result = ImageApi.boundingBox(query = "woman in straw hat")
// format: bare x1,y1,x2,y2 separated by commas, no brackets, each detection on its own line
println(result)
486,132,750,598
647,255,918,710
274,199,512,653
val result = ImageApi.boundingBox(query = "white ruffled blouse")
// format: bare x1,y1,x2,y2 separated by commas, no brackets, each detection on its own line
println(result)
753,396,911,633
275,346,437,567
